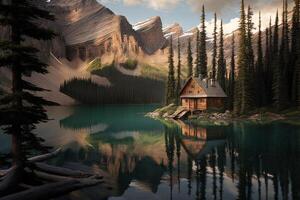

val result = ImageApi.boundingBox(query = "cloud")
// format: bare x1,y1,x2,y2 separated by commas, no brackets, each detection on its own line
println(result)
195,0,294,37
187,0,293,15
99,0,181,10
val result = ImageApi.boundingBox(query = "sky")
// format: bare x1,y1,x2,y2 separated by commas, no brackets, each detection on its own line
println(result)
98,0,294,37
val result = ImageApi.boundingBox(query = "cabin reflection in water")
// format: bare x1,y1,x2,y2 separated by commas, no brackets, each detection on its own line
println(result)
165,121,227,200
177,120,226,161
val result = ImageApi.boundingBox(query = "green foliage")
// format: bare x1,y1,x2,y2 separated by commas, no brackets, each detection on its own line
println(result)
228,33,235,111
121,59,138,70
234,0,252,114
60,64,165,104
187,38,193,78
199,5,208,78
176,38,181,105
166,36,176,105
212,13,218,79
274,0,290,110
141,64,167,80
217,20,226,90
88,57,102,71
0,0,55,166
255,12,266,107
264,22,273,105
292,0,300,106
194,30,200,77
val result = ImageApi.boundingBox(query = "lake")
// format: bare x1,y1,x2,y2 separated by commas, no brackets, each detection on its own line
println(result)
0,105,299,200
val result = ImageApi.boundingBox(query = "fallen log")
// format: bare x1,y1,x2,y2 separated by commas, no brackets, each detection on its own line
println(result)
33,163,92,178
34,170,102,182
28,148,61,163
0,167,15,178
0,178,104,200
0,167,22,196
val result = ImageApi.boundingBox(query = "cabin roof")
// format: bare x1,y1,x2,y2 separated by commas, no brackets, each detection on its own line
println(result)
180,77,227,98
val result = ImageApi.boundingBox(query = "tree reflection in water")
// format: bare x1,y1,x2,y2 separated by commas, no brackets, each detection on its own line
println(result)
53,117,300,200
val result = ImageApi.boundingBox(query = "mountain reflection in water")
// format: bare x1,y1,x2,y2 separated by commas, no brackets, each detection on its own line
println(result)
0,106,295,199
39,106,300,200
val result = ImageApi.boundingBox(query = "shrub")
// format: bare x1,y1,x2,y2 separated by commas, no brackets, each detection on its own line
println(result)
120,59,138,70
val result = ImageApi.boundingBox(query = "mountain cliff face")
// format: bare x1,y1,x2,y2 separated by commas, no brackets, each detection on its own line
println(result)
163,23,184,39
47,0,142,61
134,17,166,54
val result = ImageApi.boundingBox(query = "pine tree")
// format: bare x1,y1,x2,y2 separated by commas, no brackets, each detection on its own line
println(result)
176,38,181,105
291,0,300,107
246,6,255,106
199,5,208,78
194,29,200,77
274,0,289,110
265,18,273,105
234,0,252,114
166,36,176,105
228,33,235,111
212,13,218,79
291,0,300,104
187,37,193,78
272,11,280,106
255,12,266,107
217,20,226,90
296,51,300,107
0,0,55,185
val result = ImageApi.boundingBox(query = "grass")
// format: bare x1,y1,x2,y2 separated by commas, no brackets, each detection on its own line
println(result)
120,59,138,70
87,57,102,71
141,64,167,81
151,104,178,117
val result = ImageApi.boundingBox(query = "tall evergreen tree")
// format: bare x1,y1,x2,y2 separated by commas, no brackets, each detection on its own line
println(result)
246,6,255,105
296,49,300,107
212,13,218,79
272,11,280,106
0,0,55,190
292,0,300,106
228,33,236,111
274,0,289,110
166,36,176,105
194,29,200,77
255,12,266,107
291,0,300,104
265,18,273,105
187,37,193,78
217,20,226,90
199,5,208,78
234,0,252,114
176,38,181,105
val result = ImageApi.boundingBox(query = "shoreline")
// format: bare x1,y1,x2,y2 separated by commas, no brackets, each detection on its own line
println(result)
146,104,300,126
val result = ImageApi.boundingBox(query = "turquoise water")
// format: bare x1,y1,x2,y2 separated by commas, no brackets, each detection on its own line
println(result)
0,105,300,200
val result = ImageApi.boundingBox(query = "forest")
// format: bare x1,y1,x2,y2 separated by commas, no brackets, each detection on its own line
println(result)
166,0,300,115
0,0,299,199
60,63,165,104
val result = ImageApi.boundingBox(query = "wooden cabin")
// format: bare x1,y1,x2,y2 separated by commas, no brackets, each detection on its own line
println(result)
180,77,227,111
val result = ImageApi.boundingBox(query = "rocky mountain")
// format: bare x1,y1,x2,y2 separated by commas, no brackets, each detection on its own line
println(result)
163,23,184,39
47,0,141,61
0,0,291,105
133,17,166,54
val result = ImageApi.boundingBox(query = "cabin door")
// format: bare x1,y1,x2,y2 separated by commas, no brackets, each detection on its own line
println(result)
193,99,197,110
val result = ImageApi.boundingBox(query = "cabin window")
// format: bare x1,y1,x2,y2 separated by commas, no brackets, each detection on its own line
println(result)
191,85,195,89
189,91,192,94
